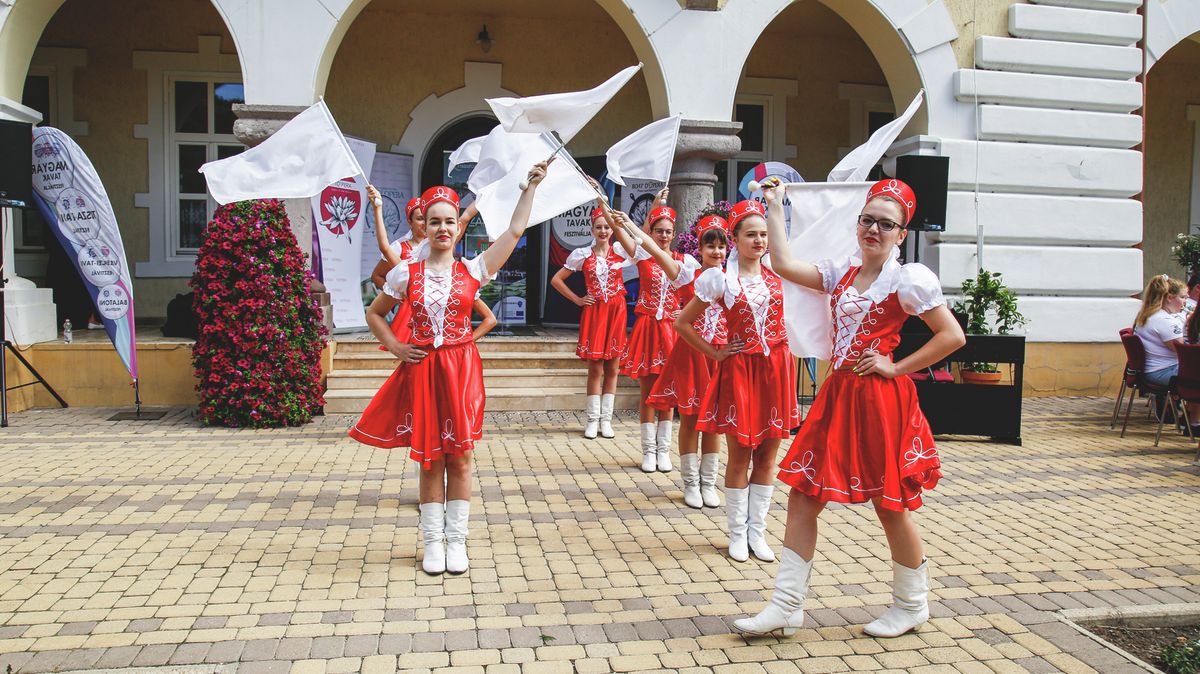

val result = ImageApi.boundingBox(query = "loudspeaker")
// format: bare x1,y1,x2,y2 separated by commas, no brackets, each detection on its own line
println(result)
0,120,33,206
894,155,948,232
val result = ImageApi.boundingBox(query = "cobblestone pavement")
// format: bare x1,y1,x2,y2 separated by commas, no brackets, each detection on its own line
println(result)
0,397,1197,673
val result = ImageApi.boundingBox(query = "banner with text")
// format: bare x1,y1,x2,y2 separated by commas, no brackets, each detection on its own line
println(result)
360,151,413,307
312,137,376,329
30,127,138,380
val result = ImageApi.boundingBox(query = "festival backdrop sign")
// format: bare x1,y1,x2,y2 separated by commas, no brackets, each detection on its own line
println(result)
738,162,803,235
311,136,376,329
360,151,413,306
30,127,138,380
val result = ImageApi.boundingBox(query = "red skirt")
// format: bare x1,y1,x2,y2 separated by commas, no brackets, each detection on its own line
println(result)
646,340,719,415
621,314,676,379
348,341,484,466
377,299,414,351
696,346,800,445
577,296,627,361
776,368,941,511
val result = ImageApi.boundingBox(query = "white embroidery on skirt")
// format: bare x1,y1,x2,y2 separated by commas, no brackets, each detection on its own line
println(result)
903,437,937,467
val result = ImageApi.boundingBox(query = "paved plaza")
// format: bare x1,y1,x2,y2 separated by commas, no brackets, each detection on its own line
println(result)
0,397,1197,673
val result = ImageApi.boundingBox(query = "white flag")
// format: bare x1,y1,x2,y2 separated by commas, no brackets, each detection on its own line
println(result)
472,132,597,241
199,100,364,205
448,135,486,174
605,115,681,186
780,90,927,358
486,64,642,143
826,90,924,183
466,125,528,195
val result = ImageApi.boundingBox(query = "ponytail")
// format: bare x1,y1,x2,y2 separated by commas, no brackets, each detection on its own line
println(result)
1135,275,1185,327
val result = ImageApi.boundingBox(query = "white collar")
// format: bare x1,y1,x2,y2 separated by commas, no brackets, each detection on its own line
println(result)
847,247,901,305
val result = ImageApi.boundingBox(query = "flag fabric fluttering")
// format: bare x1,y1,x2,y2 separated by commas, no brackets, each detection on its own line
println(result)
779,90,926,359
605,115,681,186
486,64,643,143
470,129,597,241
448,135,486,175
199,100,364,205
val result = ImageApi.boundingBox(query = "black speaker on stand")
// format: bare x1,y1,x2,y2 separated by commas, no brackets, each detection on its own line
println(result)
894,155,949,264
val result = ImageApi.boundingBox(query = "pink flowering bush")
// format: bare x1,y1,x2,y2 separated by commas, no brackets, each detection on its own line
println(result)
191,200,327,427
676,201,732,258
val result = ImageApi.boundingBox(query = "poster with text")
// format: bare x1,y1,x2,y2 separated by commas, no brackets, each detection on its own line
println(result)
360,151,413,306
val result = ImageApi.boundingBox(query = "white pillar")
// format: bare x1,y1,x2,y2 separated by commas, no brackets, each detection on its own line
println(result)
0,96,56,345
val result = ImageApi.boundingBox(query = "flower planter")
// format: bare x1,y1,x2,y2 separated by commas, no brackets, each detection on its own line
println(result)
961,370,1002,385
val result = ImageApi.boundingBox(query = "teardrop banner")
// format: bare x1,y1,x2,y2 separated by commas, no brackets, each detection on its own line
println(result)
30,126,138,383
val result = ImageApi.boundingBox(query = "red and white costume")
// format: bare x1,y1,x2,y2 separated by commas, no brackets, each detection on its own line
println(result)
563,241,634,361
350,188,490,466
777,180,944,511
694,263,801,445
622,206,688,379
648,217,729,415
349,256,492,465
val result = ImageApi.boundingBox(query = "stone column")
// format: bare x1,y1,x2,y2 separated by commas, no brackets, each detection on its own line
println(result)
231,103,332,330
669,120,742,228
0,97,56,345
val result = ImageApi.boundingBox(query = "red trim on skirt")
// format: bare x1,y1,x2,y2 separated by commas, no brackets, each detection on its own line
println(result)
696,346,799,445
647,339,718,415
620,314,676,379
577,296,627,361
776,369,941,511
348,341,484,466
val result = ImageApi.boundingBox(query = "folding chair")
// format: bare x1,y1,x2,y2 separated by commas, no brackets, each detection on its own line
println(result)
1111,327,1136,428
1118,332,1173,442
1169,343,1200,463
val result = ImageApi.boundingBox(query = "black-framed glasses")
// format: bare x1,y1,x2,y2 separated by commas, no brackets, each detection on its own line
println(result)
856,214,904,232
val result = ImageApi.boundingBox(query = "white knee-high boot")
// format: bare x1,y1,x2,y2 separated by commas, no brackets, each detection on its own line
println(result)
732,548,813,636
747,483,776,562
583,395,601,439
419,502,446,575
863,559,929,637
699,453,722,507
599,393,616,439
679,453,702,508
726,486,750,562
655,419,673,472
640,423,657,472
444,500,470,574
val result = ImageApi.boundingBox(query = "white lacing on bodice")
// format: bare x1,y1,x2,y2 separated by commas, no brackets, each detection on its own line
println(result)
698,303,723,343
653,266,672,320
741,276,773,356
831,287,886,368
420,267,464,348
593,254,614,301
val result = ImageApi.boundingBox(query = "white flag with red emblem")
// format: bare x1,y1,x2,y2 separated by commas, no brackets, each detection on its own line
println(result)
199,100,364,205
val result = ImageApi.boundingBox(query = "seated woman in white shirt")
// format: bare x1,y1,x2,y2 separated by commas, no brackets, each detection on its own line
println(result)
1133,275,1188,388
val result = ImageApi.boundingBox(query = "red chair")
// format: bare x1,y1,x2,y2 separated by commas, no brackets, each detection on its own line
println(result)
1169,343,1200,462
1118,331,1174,442
1112,328,1136,427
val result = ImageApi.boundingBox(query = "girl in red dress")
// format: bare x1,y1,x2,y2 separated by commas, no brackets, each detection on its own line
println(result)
734,179,965,638
612,189,684,473
675,200,801,562
349,163,549,576
370,197,426,289
623,214,736,509
550,207,634,439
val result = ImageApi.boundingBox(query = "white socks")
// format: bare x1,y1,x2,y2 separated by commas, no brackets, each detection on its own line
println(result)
599,393,616,438
655,419,673,472
640,423,657,472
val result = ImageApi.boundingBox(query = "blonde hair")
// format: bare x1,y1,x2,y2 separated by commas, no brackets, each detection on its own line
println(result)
1135,275,1186,327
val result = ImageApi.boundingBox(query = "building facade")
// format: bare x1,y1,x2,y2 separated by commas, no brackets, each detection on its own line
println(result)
2,0,1200,396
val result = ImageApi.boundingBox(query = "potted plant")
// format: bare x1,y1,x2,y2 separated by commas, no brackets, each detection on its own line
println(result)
1171,232,1200,277
953,269,1027,385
